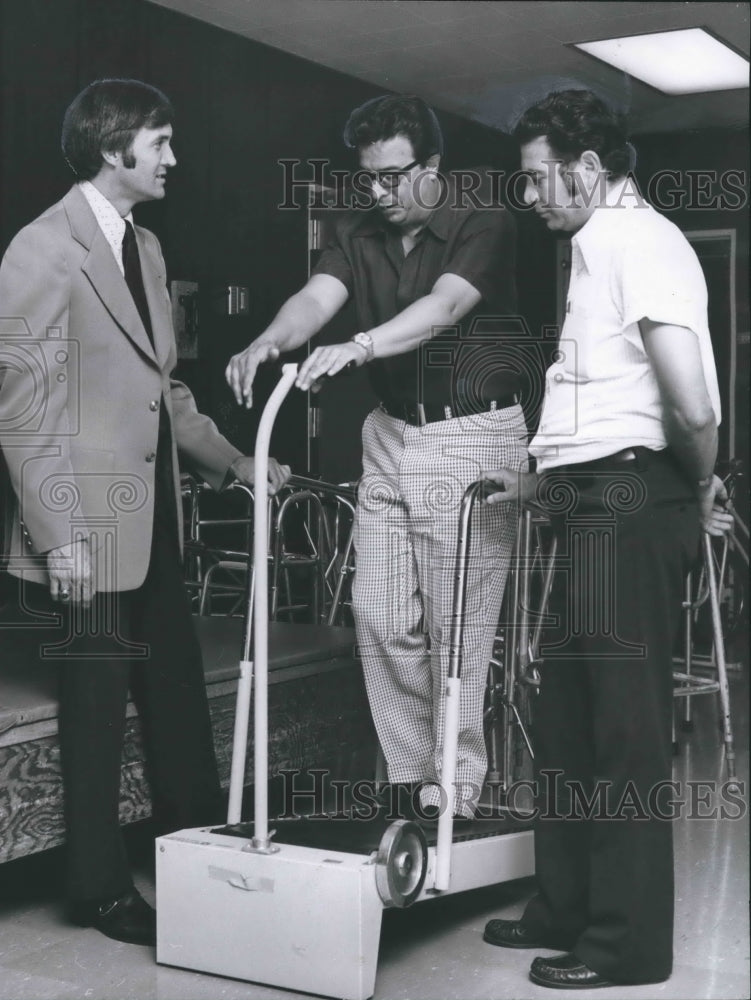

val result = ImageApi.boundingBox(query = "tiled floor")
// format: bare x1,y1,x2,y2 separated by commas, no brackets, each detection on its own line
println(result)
1,670,748,1000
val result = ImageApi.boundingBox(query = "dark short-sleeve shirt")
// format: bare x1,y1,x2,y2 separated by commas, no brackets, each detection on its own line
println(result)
312,171,518,409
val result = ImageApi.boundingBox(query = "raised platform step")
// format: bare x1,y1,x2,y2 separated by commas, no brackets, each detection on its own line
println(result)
0,613,375,864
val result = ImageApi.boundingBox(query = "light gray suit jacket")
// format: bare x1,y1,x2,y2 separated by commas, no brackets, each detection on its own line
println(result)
0,185,242,591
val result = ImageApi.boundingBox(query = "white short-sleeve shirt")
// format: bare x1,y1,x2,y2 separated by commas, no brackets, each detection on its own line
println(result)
530,182,721,471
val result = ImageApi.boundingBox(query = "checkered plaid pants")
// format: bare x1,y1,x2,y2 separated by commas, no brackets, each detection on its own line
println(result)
352,405,528,816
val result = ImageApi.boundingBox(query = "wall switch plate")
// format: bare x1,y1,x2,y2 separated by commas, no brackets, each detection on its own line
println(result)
226,285,250,316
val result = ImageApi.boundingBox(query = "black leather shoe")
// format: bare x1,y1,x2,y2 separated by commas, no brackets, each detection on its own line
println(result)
415,803,441,821
70,888,156,946
529,953,613,989
483,918,546,949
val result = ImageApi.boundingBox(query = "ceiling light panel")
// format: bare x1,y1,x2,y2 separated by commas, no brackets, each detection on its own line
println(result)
574,27,749,94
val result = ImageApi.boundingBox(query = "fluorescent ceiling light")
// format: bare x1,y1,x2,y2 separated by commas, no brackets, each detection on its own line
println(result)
574,27,749,94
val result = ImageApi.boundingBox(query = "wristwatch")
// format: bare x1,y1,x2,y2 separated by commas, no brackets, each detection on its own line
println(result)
350,331,374,362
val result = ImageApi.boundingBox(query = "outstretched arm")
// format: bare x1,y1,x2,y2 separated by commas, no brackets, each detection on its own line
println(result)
295,272,482,390
295,205,515,390
225,274,349,407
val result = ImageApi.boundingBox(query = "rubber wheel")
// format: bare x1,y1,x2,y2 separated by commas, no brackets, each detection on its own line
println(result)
375,819,428,908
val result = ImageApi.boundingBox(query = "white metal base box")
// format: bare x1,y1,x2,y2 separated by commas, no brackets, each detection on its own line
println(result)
156,826,384,1000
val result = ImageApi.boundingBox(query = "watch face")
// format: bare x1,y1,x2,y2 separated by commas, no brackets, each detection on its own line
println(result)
352,333,373,358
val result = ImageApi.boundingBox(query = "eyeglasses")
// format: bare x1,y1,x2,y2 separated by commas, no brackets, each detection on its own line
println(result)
359,159,420,191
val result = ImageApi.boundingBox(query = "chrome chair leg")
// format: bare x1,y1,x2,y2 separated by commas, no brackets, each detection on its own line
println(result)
673,533,737,779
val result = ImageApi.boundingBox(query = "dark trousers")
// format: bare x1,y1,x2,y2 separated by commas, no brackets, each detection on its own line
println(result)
522,448,700,984
43,419,223,903
56,522,222,903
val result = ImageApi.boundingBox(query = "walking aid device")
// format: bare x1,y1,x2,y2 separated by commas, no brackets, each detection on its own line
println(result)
156,365,534,1000
673,531,739,779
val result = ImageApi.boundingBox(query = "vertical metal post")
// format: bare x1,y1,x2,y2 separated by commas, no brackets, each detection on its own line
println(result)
681,572,694,730
226,561,255,824
435,480,484,890
703,533,736,779
501,513,524,795
251,364,298,848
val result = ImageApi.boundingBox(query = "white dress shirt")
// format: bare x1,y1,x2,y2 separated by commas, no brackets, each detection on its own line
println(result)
78,180,134,276
530,181,721,471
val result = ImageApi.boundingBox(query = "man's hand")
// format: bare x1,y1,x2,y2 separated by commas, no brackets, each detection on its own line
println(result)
225,341,280,409
483,469,538,506
230,455,291,495
697,475,734,537
47,538,95,607
296,342,365,392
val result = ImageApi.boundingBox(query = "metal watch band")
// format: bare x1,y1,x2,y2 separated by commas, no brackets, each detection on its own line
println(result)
350,331,374,361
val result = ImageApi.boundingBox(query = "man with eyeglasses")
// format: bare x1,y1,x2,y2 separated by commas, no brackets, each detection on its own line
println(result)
227,94,525,821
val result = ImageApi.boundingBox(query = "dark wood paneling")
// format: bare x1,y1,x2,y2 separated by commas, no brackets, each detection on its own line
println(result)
635,128,750,477
0,0,78,241
77,0,146,84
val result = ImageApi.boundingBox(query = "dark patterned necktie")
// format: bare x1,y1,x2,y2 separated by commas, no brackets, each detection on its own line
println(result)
121,220,154,346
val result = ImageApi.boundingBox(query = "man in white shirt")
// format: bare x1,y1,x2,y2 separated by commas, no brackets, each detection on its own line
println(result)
0,79,288,945
482,90,731,990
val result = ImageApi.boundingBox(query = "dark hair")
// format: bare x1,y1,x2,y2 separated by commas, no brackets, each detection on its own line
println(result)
343,94,444,163
62,78,173,180
513,90,632,179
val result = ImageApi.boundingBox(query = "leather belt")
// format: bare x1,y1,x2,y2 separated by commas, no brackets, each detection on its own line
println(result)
554,448,639,474
379,393,520,426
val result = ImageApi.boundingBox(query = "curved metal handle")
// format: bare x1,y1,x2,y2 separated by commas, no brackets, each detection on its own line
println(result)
225,365,298,835
252,364,298,847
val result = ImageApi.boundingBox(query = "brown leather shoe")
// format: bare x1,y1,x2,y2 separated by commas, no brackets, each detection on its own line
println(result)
70,888,156,946
483,918,546,949
529,953,613,989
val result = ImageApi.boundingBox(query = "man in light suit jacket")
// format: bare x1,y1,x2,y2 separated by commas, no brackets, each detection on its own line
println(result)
0,79,289,946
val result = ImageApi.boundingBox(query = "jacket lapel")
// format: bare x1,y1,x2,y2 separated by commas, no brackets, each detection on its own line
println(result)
138,230,174,371
63,187,158,365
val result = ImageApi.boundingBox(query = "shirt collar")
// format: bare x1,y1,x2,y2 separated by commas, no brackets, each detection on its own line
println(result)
353,174,452,242
572,175,647,274
79,180,133,228
78,181,135,275
423,180,451,240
